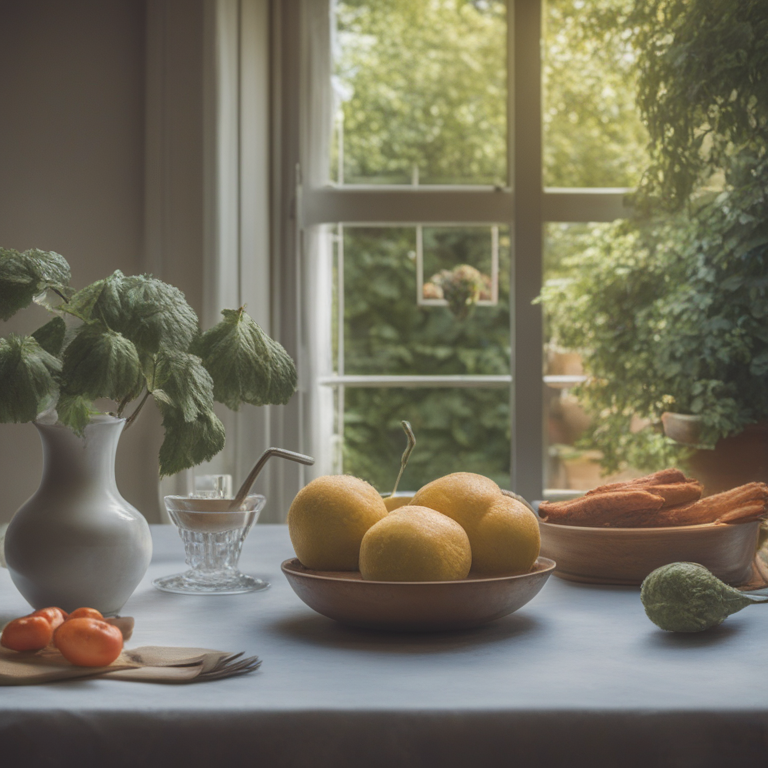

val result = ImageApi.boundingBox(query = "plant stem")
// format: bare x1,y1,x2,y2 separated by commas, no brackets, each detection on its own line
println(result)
116,393,132,418
124,390,151,430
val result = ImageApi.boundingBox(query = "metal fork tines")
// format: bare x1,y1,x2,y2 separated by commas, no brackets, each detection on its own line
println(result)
199,655,262,681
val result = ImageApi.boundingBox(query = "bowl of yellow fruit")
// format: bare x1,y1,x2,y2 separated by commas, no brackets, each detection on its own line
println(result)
282,473,554,631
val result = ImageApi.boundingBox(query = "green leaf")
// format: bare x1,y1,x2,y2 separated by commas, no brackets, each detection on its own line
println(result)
115,275,199,355
57,394,95,435
31,317,67,356
194,308,297,410
152,351,215,422
60,271,124,324
0,249,71,320
61,324,142,402
62,272,199,357
150,388,174,409
158,407,226,477
0,335,61,423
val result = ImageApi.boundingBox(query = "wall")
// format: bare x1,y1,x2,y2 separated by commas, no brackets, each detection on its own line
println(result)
0,0,204,524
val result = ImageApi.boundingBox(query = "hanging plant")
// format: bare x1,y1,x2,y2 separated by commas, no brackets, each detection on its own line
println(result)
426,264,487,320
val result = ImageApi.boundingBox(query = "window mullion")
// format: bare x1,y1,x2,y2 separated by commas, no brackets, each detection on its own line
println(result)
512,0,544,502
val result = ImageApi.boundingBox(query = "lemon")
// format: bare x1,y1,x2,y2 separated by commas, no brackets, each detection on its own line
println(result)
410,472,540,575
410,472,501,521
359,505,472,582
287,475,388,570
462,495,540,575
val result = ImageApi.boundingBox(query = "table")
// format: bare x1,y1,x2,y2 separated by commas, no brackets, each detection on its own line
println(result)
2,524,768,768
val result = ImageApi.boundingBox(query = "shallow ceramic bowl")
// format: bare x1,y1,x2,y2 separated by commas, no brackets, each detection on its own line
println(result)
538,518,760,586
281,557,555,632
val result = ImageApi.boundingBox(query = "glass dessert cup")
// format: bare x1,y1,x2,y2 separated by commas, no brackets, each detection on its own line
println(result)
153,494,269,595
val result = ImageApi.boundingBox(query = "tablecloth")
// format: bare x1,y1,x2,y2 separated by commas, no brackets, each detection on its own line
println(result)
1,524,767,767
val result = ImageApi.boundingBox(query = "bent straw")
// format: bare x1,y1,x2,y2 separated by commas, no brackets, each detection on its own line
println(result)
229,448,315,510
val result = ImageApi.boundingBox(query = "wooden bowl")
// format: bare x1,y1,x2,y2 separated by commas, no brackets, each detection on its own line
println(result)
538,519,761,586
281,557,555,632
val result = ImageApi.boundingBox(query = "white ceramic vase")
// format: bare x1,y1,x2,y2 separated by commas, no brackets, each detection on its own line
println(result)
4,415,153,616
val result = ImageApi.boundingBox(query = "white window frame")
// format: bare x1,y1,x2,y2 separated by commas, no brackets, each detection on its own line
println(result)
271,0,634,505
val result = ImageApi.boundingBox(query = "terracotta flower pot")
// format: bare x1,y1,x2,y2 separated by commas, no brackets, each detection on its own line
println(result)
662,413,768,495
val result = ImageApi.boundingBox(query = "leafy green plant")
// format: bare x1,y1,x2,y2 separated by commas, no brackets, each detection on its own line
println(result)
0,249,297,477
539,0,768,472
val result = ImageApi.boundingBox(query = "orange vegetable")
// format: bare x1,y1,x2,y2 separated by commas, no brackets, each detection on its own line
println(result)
67,607,104,621
1,616,54,652
30,606,68,630
53,618,123,667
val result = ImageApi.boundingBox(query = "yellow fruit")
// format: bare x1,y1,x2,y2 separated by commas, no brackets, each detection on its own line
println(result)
288,475,388,571
410,472,540,575
359,506,472,582
410,472,501,521
464,495,540,575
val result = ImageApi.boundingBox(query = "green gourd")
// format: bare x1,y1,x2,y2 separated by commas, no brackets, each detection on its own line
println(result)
640,562,768,633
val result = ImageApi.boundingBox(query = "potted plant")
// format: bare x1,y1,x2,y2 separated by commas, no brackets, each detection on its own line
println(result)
0,248,297,613
538,0,768,492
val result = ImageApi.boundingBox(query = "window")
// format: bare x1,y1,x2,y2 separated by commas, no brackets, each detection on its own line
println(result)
289,0,643,502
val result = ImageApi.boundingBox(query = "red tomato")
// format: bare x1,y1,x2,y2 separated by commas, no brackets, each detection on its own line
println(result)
30,607,68,630
67,607,104,621
53,618,123,667
1,616,54,652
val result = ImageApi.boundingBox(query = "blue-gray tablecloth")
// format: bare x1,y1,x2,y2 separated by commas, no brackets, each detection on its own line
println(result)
1,524,766,767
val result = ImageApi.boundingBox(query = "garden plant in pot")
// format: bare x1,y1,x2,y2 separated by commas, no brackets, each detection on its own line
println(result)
538,0,768,494
0,249,296,614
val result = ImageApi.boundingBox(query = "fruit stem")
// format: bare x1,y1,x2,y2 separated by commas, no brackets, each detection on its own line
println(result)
386,420,416,499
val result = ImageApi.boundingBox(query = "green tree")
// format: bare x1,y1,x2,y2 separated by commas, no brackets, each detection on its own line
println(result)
544,0,648,187
541,0,768,471
335,0,506,184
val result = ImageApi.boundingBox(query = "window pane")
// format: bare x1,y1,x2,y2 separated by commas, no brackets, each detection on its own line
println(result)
543,222,646,494
341,387,510,493
333,0,507,186
341,226,510,375
543,0,648,187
